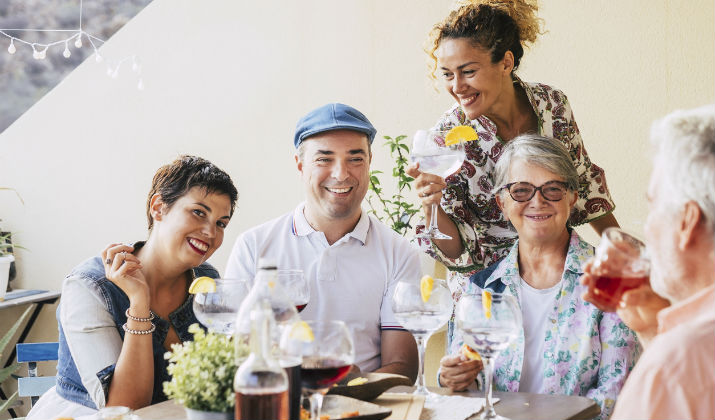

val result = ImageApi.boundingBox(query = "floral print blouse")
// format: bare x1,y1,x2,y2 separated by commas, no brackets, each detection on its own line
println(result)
417,76,615,300
452,231,640,420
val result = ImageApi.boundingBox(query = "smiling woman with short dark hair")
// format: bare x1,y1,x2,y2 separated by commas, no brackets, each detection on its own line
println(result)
27,155,238,418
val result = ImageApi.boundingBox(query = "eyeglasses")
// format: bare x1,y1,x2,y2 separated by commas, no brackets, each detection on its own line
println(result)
500,181,571,202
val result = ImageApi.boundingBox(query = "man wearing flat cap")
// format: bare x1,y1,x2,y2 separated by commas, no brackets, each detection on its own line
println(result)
226,103,419,380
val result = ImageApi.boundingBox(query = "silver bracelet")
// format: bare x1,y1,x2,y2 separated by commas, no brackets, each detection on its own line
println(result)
122,322,156,335
125,308,155,322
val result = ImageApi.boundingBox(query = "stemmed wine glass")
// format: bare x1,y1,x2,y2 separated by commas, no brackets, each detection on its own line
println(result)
192,278,250,335
296,320,355,420
410,129,466,240
391,279,452,398
456,293,521,420
277,269,310,313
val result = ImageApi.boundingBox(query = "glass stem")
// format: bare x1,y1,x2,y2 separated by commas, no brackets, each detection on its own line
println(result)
309,391,324,420
482,357,496,419
429,203,439,232
414,334,427,394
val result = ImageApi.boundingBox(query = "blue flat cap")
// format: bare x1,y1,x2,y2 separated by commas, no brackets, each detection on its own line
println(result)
294,103,377,148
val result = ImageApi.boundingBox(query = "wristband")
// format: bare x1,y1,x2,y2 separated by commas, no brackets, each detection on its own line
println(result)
125,308,155,322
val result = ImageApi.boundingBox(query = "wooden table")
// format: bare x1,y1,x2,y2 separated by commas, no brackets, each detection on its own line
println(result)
135,386,600,420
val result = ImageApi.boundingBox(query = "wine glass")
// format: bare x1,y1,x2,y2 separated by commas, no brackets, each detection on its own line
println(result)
297,320,355,420
278,269,309,313
192,278,250,335
456,293,521,420
410,129,466,240
590,228,650,312
391,279,452,398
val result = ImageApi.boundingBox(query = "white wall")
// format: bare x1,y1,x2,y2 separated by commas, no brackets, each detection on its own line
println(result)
0,0,713,413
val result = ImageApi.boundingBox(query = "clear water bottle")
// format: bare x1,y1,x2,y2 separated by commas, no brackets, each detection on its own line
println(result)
235,258,301,420
234,300,289,420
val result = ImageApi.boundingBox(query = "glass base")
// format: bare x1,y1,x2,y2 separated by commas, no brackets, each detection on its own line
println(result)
415,227,452,240
413,386,443,403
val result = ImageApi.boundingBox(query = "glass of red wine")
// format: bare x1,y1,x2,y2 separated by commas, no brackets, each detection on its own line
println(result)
297,320,355,420
278,269,309,313
590,228,650,312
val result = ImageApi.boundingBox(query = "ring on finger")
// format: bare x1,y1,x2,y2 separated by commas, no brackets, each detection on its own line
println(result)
105,257,112,265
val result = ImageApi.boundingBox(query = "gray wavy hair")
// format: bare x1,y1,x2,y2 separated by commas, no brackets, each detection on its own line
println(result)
650,104,715,232
492,134,579,196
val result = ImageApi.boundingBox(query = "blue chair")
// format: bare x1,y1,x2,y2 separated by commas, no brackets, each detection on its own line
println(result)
15,342,59,406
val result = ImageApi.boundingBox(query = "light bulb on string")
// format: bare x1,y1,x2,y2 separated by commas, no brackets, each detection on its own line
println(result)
7,38,15,54
63,41,71,58
106,66,113,76
95,52,103,63
32,44,41,59
74,33,82,48
137,78,144,91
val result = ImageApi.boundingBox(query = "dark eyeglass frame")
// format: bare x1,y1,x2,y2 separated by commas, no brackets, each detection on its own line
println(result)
500,180,571,202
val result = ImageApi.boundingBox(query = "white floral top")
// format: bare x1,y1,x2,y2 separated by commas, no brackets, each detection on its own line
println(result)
453,231,641,420
418,76,616,299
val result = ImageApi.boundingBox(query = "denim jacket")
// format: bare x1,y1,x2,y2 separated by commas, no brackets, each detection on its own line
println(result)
454,231,641,420
55,244,218,409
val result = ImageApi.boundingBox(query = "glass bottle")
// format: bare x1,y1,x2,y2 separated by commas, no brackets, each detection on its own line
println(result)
236,258,302,420
234,300,289,420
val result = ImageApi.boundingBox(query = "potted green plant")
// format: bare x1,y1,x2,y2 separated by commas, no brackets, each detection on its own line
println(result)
0,232,16,301
365,134,419,237
0,187,24,300
163,324,248,419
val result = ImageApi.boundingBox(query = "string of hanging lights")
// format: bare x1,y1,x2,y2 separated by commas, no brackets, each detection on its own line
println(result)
0,0,143,89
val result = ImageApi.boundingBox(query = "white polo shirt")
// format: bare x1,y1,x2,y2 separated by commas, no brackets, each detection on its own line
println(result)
225,203,421,372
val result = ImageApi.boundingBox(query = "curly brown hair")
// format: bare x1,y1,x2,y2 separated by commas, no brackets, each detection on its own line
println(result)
426,0,544,80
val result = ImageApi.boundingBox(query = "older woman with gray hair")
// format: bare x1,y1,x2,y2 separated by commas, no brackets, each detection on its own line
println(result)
438,134,640,420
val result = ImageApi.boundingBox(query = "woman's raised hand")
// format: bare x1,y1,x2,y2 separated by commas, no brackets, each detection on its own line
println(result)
438,353,482,392
406,163,447,208
102,243,148,303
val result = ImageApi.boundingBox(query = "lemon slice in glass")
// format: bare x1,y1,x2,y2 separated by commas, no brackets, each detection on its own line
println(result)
188,276,216,294
420,275,434,303
445,125,478,146
290,321,315,342
482,290,492,319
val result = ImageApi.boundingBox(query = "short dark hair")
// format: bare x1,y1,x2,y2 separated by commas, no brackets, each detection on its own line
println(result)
146,155,238,230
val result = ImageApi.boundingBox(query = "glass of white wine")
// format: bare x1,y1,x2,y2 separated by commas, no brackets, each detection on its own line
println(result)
410,129,466,240
391,279,452,397
192,278,250,335
456,292,521,420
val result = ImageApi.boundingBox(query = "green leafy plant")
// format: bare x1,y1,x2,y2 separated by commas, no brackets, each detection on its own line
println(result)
163,324,248,413
1,187,25,257
366,135,419,236
0,306,33,414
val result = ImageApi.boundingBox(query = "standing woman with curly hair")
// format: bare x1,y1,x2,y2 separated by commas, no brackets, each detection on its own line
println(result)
407,0,619,302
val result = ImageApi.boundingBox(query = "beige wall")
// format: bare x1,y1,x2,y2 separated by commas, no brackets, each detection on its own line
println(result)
1,0,713,414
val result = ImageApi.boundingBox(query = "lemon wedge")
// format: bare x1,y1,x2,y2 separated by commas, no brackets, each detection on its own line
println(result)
461,344,482,361
445,125,478,146
420,275,434,303
482,290,492,319
290,321,315,342
347,377,369,386
188,276,216,294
